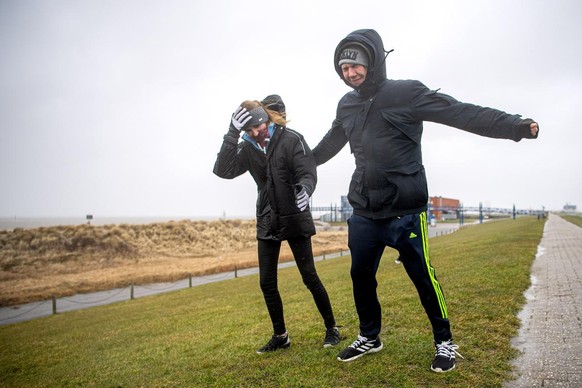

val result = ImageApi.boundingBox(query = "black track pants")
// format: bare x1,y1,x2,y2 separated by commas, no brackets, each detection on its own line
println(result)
347,212,452,342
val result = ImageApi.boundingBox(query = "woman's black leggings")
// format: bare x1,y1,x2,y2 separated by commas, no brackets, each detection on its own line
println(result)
258,237,336,335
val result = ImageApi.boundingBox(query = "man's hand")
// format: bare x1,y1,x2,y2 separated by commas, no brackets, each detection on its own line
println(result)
530,122,539,137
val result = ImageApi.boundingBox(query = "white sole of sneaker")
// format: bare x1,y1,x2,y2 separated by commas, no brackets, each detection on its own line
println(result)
337,343,383,362
430,363,455,373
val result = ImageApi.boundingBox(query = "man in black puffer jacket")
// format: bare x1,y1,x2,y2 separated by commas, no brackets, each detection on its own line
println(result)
214,95,342,354
313,29,539,372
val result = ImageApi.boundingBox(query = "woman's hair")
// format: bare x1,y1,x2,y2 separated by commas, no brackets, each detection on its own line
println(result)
240,100,287,127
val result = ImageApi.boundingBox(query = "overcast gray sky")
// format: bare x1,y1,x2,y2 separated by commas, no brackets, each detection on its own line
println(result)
1,0,580,219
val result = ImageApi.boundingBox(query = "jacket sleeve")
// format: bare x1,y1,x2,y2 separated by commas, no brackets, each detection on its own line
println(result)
212,130,249,179
312,118,349,166
410,81,538,142
291,134,317,196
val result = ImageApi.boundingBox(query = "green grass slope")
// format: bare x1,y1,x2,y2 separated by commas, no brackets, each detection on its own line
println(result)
0,217,545,387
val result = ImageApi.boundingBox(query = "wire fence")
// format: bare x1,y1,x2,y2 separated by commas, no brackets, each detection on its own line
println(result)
0,250,349,326
0,222,467,327
311,203,547,223
0,219,467,326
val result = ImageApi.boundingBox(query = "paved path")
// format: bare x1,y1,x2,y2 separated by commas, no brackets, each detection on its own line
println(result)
506,213,582,387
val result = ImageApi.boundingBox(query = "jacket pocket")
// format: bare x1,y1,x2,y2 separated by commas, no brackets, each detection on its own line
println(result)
387,167,428,210
275,211,316,241
347,169,368,209
368,166,428,211
339,117,358,155
380,110,421,144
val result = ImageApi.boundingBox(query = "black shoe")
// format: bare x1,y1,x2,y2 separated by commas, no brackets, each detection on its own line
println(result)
337,335,383,362
430,339,463,373
256,333,290,354
323,327,343,348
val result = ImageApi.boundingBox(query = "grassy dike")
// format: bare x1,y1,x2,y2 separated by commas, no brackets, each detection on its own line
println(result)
561,213,582,228
0,217,545,387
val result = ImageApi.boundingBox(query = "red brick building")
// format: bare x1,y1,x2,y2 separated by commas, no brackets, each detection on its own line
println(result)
429,196,460,221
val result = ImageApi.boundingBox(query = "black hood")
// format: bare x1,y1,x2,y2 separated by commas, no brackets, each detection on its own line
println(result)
261,94,286,115
334,29,389,96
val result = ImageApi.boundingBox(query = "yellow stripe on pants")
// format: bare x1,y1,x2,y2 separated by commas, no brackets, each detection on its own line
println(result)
420,212,448,319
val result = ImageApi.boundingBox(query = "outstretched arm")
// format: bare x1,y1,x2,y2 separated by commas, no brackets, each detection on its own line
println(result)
412,82,539,141
312,119,349,166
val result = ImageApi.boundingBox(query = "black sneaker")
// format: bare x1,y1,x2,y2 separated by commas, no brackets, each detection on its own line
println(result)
323,327,343,348
430,339,463,373
256,333,290,354
337,335,383,362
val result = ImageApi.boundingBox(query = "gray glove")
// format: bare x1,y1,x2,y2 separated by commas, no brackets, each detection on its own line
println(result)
231,106,252,131
295,185,310,211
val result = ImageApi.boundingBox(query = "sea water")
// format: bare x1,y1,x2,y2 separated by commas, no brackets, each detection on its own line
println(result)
0,216,253,231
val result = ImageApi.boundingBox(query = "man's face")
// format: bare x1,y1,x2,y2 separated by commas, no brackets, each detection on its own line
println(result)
341,64,368,87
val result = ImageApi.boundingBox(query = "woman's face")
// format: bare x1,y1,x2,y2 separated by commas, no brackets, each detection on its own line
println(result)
245,122,268,139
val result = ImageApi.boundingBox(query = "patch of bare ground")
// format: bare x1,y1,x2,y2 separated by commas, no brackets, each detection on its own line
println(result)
0,219,347,306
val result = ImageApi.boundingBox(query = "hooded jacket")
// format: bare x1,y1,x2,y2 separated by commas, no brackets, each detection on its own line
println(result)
313,29,538,219
213,119,317,241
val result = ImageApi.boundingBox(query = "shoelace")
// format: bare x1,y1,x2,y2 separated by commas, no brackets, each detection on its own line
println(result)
350,335,371,349
268,333,287,346
325,326,343,341
435,340,464,359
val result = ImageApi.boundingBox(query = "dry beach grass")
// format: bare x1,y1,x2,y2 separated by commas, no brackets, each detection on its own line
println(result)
0,219,348,306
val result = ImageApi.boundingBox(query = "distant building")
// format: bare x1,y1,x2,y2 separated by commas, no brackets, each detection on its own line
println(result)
563,203,577,213
429,196,460,221
318,195,464,222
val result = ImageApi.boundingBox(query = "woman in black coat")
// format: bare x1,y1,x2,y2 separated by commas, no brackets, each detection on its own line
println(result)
213,95,341,353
